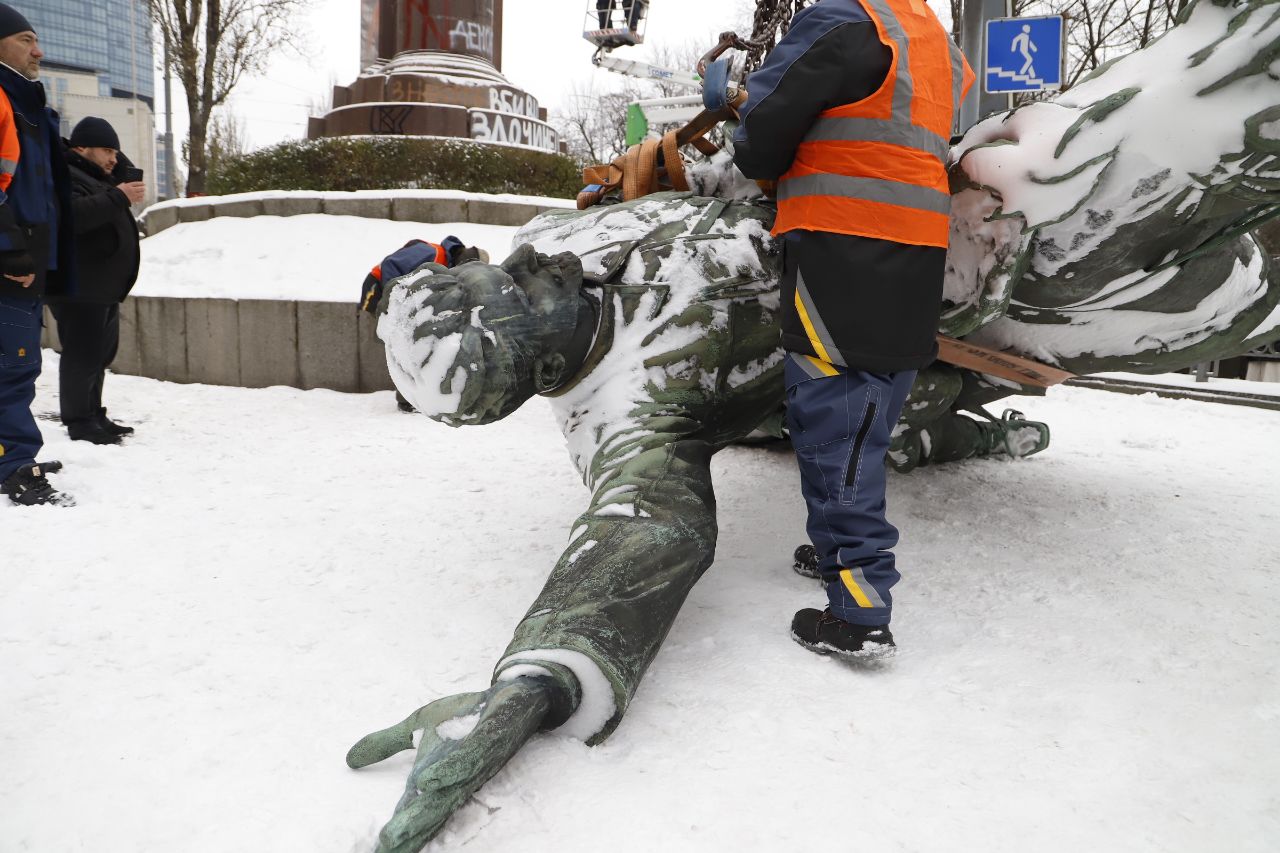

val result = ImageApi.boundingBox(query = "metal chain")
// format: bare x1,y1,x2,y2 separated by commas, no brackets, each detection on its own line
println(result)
744,0,812,72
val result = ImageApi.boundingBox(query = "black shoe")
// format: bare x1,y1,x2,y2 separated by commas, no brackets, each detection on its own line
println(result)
68,422,123,445
97,413,134,436
2,462,76,507
793,544,821,579
791,608,896,661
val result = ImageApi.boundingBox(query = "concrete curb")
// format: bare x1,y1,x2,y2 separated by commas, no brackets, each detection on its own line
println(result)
106,191,570,391
42,298,396,394
140,192,567,237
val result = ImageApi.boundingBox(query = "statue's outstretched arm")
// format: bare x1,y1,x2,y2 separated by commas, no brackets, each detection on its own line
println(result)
495,430,721,743
349,427,720,850
346,674,570,853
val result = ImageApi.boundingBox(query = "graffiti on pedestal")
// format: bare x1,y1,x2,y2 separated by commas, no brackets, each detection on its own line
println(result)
399,0,498,64
451,19,495,56
372,105,413,134
488,88,540,119
470,110,559,152
386,77,540,123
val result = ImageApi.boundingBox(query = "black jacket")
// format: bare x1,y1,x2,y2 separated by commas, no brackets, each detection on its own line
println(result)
51,147,140,304
0,63,76,300
733,0,946,372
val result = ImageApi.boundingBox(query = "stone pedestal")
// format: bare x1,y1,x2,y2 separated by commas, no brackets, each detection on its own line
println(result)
319,0,563,154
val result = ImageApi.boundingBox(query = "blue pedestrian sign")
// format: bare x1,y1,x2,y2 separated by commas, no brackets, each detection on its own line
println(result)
985,15,1064,94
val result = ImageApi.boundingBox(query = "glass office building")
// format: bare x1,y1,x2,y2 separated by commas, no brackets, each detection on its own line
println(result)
21,0,155,106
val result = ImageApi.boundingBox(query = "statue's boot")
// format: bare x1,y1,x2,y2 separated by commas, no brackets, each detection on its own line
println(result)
981,409,1051,459
891,408,1050,472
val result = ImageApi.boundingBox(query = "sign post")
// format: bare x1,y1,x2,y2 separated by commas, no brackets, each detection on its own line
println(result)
984,15,1065,94
958,0,1011,133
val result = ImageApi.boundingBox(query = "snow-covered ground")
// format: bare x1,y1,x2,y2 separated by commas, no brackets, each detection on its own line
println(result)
143,188,578,214
3,358,1277,853
134,215,524,302
1094,370,1280,396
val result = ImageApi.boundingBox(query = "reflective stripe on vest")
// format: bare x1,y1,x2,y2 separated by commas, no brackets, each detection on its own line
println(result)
774,0,974,248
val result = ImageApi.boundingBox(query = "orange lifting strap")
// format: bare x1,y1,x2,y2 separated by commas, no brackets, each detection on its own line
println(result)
576,96,748,211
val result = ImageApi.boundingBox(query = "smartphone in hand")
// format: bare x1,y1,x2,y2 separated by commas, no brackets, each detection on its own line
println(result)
121,167,144,182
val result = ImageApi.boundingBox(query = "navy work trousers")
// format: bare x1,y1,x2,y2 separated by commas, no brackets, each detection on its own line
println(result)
0,294,44,482
785,353,916,626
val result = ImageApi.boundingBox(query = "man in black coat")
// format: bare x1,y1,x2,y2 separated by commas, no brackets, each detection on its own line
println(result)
48,116,145,445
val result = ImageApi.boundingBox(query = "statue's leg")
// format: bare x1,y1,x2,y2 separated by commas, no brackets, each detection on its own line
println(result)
887,365,963,472
892,368,1049,469
494,429,718,744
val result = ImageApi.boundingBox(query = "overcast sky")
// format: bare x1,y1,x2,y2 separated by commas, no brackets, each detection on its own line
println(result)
158,0,755,151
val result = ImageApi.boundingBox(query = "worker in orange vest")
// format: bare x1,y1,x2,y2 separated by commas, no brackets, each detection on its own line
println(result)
733,0,973,659
360,236,488,411
0,4,76,507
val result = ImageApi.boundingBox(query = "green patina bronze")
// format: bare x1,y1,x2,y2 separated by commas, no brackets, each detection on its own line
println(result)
352,2,1280,848
357,193,785,852
496,194,783,744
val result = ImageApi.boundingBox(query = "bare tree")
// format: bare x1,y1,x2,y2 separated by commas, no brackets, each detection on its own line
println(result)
736,0,1176,91
1009,0,1181,91
553,37,734,167
553,80,643,166
307,72,339,119
206,109,249,180
149,0,309,194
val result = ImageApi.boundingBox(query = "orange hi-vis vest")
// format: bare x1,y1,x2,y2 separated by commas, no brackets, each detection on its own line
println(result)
773,0,974,248
0,88,20,195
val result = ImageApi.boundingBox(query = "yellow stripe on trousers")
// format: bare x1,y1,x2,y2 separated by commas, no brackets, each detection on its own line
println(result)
806,354,840,377
794,288,835,365
839,569,875,608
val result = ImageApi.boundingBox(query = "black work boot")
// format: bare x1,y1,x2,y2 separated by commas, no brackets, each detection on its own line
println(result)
68,421,123,445
2,462,76,507
791,608,895,661
792,544,821,579
97,411,135,436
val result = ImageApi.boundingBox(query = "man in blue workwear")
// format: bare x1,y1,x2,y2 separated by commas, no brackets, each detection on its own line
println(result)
0,3,76,507
734,0,972,658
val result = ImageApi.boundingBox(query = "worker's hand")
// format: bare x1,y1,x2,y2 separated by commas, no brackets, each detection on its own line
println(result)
0,249,36,287
116,181,146,205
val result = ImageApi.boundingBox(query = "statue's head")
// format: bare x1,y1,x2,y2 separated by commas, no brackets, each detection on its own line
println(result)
378,244,589,426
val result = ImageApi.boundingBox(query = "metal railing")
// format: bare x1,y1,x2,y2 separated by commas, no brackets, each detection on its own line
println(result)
1246,339,1280,360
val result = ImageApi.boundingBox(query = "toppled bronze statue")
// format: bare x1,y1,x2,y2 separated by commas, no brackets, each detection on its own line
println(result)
349,2,1280,848
353,193,781,852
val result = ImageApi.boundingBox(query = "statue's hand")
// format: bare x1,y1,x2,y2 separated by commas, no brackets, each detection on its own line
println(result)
347,678,555,853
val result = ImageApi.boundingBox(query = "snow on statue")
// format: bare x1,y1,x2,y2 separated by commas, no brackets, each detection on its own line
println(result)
349,2,1280,849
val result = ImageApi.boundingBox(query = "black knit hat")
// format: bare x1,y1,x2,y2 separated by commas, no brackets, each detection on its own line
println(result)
70,117,121,151
0,4,35,41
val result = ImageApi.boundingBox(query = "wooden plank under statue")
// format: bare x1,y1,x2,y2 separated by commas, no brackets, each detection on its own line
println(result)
935,335,1075,388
